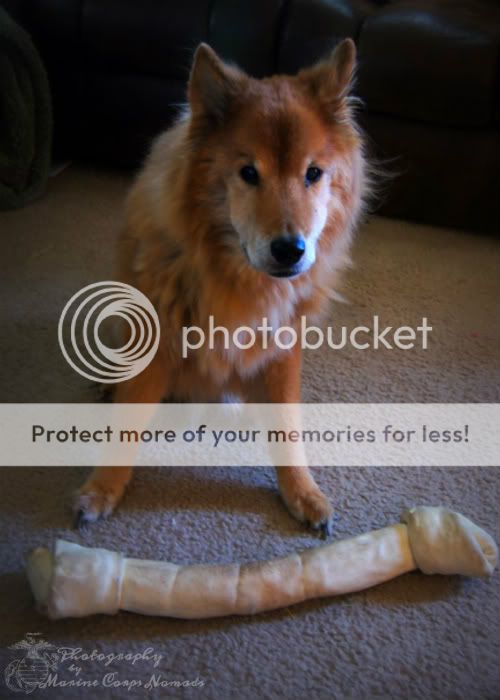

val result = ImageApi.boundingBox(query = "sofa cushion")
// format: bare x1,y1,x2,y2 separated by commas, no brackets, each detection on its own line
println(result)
81,0,211,80
357,0,500,127
276,0,366,74
209,0,284,77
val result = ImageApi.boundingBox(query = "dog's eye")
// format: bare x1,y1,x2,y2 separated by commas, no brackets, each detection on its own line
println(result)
305,166,323,186
240,165,259,186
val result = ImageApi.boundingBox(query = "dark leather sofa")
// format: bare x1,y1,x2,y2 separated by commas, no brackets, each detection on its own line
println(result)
3,0,500,232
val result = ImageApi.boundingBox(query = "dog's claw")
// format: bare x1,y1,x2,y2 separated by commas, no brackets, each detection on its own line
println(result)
72,484,119,528
307,517,333,538
320,518,333,539
74,509,90,531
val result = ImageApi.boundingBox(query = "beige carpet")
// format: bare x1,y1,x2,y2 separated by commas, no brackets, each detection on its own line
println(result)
0,166,499,699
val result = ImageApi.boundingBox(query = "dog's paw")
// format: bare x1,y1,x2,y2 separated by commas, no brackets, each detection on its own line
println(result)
282,487,334,538
72,484,120,529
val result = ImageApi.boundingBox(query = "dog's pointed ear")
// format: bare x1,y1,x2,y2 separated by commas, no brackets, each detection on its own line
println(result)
299,38,356,117
188,44,246,123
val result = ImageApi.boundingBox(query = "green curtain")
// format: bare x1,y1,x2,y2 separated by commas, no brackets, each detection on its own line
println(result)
0,6,52,209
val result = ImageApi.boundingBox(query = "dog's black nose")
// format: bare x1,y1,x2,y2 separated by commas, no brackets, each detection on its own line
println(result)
270,236,305,266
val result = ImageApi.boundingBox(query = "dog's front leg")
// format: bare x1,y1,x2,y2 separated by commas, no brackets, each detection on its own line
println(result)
74,355,170,527
248,344,333,535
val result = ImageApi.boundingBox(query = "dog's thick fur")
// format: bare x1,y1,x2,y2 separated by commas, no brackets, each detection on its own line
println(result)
75,40,367,533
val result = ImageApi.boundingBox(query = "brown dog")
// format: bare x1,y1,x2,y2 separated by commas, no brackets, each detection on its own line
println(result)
74,39,367,534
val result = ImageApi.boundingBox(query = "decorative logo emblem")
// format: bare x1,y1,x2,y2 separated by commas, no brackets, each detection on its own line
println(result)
4,633,59,694
58,281,160,383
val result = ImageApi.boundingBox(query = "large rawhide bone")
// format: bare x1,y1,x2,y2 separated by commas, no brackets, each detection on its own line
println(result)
26,507,497,620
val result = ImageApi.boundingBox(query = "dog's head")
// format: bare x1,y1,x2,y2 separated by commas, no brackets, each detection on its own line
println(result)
187,40,363,280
